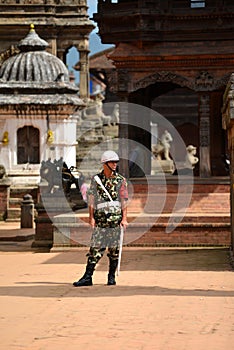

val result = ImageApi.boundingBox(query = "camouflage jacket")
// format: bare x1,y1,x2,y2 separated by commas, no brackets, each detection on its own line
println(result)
87,171,128,227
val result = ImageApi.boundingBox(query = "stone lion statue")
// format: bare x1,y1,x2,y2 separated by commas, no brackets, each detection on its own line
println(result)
111,103,120,125
152,130,173,161
184,145,199,169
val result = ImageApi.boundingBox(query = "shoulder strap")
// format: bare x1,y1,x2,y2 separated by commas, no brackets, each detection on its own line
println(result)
94,175,113,202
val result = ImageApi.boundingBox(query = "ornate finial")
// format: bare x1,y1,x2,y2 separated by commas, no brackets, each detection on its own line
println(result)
18,24,48,52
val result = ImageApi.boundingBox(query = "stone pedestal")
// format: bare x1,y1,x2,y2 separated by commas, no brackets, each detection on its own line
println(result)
151,159,175,175
32,190,72,249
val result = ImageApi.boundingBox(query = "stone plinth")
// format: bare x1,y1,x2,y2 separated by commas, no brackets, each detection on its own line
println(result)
51,210,91,251
151,159,175,175
32,190,73,249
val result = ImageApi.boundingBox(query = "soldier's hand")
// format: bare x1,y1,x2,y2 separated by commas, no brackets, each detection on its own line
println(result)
89,217,96,228
120,219,128,230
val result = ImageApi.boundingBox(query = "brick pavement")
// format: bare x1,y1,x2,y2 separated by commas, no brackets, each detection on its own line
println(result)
0,235,233,350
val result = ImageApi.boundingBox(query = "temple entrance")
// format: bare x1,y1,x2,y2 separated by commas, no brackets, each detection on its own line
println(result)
128,83,199,175
128,82,227,177
17,126,40,164
152,86,199,148
151,85,199,176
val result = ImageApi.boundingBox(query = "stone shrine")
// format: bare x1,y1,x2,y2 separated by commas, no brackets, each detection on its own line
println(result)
0,25,84,186
0,0,94,99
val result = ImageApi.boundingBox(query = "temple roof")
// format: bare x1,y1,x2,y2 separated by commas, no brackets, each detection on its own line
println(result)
89,47,115,70
0,25,84,105
0,25,81,100
18,24,49,52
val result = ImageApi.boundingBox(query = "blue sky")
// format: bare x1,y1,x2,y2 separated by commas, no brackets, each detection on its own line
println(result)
67,0,113,82
87,0,97,25
87,0,113,55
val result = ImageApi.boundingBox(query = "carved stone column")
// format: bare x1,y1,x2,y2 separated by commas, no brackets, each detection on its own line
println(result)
199,93,211,177
50,38,57,57
118,101,129,178
117,69,130,178
78,37,90,100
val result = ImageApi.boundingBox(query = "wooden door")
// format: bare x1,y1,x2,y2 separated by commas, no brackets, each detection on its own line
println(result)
17,126,40,164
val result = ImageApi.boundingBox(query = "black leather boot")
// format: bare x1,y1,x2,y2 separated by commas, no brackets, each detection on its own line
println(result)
73,260,96,287
107,258,118,285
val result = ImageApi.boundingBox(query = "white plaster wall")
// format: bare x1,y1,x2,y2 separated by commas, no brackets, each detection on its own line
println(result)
44,117,77,167
0,116,78,185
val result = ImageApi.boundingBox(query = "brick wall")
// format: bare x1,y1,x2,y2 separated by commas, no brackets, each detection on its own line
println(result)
128,182,230,214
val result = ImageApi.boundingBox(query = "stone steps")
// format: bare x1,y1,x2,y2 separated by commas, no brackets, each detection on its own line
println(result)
76,124,119,179
5,208,21,222
74,212,230,224
6,186,38,221
33,178,231,249
51,210,231,250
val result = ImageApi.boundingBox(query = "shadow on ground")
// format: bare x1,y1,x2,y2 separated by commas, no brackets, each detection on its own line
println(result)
43,248,232,272
0,282,233,299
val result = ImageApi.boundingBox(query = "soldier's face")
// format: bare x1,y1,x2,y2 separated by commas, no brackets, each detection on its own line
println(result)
105,161,118,172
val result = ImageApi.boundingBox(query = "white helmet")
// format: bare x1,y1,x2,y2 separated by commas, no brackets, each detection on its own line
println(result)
101,150,119,163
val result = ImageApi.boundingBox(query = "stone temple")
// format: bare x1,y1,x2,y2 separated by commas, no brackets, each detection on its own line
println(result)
0,24,84,186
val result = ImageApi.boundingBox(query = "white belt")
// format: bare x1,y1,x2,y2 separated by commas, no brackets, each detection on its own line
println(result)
96,201,120,210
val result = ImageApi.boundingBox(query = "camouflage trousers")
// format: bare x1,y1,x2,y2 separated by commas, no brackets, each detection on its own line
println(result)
87,226,121,264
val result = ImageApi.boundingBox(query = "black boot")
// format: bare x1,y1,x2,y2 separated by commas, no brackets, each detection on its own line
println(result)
107,258,118,285
73,260,96,287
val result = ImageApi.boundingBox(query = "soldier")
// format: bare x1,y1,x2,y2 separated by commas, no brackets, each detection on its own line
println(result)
73,150,128,287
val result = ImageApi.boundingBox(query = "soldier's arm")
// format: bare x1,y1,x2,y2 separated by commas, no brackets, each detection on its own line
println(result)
120,198,128,229
120,178,128,228
88,194,96,228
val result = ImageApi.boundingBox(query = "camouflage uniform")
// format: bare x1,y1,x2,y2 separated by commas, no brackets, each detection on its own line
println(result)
86,170,128,264
73,149,128,287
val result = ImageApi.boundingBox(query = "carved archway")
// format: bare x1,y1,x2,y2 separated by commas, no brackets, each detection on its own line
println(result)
132,71,190,92
132,71,231,93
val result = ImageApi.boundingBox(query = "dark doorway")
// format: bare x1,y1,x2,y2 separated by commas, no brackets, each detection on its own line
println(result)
17,126,40,164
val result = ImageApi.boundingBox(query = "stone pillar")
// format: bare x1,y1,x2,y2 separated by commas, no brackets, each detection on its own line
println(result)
199,93,211,177
78,37,90,99
117,68,130,177
21,194,34,228
222,73,234,255
50,38,57,57
119,101,129,178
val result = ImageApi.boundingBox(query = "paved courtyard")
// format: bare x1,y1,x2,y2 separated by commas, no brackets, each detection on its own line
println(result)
0,239,233,350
